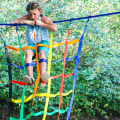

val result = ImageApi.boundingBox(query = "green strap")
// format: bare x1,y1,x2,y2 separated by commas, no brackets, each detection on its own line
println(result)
16,27,26,75
10,107,69,120
16,26,27,119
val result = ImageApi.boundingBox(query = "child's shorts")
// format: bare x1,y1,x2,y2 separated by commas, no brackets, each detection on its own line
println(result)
27,40,49,60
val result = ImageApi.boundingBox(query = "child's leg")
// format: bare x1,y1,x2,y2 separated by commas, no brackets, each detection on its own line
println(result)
39,50,49,88
25,49,34,77
38,50,46,76
38,41,49,87
23,49,35,85
38,41,49,76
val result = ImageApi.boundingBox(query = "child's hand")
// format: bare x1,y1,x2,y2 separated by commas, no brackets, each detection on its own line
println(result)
35,20,43,26
21,20,35,26
27,20,36,26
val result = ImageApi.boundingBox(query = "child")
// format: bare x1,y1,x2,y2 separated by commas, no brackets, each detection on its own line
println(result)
11,1,57,87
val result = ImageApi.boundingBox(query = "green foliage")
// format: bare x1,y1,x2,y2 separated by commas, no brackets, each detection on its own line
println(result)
0,0,120,119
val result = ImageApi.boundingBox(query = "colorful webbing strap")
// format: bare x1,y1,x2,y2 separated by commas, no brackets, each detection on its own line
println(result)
6,38,80,51
16,26,27,120
0,11,120,26
10,55,77,69
67,18,90,120
10,107,69,120
53,11,120,23
12,90,73,104
40,78,47,83
57,28,71,120
28,29,40,119
11,72,74,86
16,26,26,75
0,35,12,120
42,32,53,120
39,58,48,63
0,11,119,120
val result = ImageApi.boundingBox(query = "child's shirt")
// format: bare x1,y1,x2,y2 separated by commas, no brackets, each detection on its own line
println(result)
25,16,50,45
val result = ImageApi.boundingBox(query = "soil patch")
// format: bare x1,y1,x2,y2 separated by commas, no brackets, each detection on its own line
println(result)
0,107,120,120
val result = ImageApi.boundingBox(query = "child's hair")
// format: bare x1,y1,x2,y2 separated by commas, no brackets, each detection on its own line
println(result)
26,1,43,17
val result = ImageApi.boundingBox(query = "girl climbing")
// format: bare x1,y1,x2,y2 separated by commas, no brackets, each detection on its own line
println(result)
11,1,57,87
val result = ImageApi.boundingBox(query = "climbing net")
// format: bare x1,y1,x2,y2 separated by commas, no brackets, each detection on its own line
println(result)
0,11,120,120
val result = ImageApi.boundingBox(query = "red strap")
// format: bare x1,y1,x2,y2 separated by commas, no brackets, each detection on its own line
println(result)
57,28,71,120
12,80,35,85
40,78,47,84
12,80,26,85
12,72,74,86
50,72,74,79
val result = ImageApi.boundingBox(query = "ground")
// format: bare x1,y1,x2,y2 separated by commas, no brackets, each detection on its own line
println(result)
0,107,120,120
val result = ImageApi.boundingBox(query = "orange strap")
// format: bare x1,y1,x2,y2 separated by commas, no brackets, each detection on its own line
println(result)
6,39,80,51
29,31,40,119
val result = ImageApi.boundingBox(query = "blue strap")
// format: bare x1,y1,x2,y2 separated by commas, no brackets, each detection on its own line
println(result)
25,62,36,67
53,11,120,23
0,11,119,26
0,23,27,26
39,58,48,63
10,56,77,69
66,18,90,120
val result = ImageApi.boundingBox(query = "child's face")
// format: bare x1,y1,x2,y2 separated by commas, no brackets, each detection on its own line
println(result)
28,9,41,21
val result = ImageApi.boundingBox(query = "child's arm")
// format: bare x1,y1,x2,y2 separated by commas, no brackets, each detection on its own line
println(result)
11,14,35,26
35,16,57,32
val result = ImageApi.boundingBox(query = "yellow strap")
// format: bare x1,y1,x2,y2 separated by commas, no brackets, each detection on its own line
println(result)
11,90,73,103
43,32,53,120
